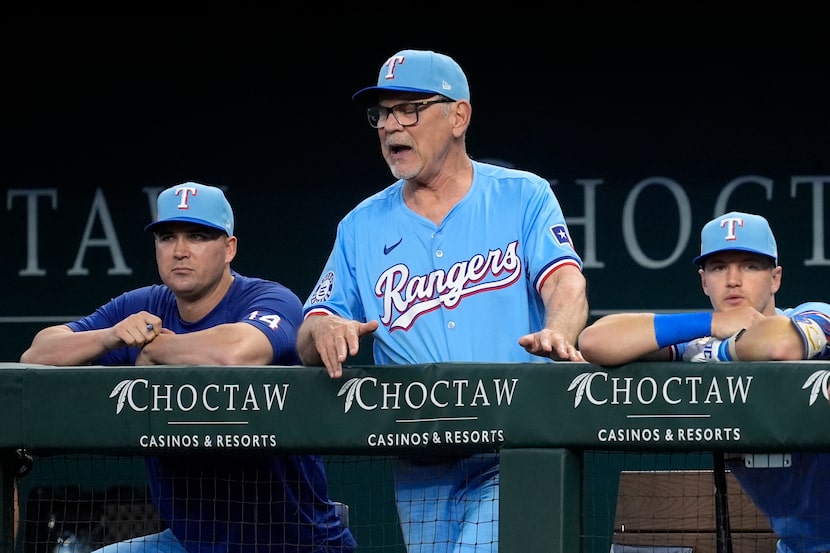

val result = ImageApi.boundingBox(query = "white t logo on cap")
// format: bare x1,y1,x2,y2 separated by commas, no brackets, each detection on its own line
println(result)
720,217,744,241
383,55,406,80
174,186,198,210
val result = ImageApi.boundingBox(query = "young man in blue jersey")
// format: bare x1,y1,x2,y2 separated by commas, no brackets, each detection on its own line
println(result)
297,50,589,553
21,182,356,553
578,211,830,553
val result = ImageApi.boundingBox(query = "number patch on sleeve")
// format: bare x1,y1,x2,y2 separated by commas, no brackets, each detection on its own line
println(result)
247,311,283,330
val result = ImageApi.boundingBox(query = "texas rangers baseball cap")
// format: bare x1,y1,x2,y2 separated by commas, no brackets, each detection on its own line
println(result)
352,49,470,102
145,182,234,236
693,211,777,266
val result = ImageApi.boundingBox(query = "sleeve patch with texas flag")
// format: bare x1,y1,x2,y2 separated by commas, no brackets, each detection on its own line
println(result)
550,224,573,247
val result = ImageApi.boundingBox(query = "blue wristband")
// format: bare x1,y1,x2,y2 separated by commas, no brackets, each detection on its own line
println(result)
717,338,733,361
653,312,713,349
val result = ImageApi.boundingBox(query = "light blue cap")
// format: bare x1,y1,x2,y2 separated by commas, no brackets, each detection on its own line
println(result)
145,182,234,236
693,211,777,266
352,49,470,102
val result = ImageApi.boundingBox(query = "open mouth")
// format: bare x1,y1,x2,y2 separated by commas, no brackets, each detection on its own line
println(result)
387,143,411,155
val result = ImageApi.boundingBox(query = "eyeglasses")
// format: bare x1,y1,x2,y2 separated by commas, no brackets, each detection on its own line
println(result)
366,98,454,129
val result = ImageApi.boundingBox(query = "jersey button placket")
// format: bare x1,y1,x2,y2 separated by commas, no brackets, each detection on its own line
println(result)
432,231,453,330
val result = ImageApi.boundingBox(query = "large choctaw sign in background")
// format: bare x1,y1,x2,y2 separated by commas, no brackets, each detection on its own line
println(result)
2,16,829,362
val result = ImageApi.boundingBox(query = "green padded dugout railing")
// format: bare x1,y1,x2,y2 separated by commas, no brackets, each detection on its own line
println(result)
2,361,829,553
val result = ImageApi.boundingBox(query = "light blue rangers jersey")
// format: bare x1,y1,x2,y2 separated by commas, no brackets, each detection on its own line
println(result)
303,160,583,364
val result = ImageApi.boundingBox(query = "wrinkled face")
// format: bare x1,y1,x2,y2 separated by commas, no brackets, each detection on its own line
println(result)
373,92,458,181
153,222,236,299
699,251,781,315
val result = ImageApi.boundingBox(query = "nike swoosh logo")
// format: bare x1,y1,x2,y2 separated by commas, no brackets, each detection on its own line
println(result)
384,238,403,255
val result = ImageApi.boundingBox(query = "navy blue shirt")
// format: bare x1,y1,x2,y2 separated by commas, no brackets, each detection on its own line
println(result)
68,272,356,553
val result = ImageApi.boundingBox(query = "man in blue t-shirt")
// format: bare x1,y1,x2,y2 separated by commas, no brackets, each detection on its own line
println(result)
21,182,356,553
578,211,830,553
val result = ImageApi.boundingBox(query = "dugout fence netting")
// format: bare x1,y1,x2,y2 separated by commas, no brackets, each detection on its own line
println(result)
15,454,406,553
10,451,791,553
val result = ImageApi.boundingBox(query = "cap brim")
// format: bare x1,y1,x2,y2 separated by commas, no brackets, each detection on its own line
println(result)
693,248,776,266
352,85,442,102
145,217,229,234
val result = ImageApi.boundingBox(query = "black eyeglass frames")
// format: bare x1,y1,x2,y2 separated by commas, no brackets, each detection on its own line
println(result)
366,98,454,129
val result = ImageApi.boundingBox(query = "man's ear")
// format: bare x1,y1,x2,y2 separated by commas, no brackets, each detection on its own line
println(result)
771,265,783,294
699,268,711,299
452,100,472,137
225,236,238,262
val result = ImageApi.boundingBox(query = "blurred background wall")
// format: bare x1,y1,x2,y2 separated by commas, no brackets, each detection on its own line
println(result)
3,14,828,361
